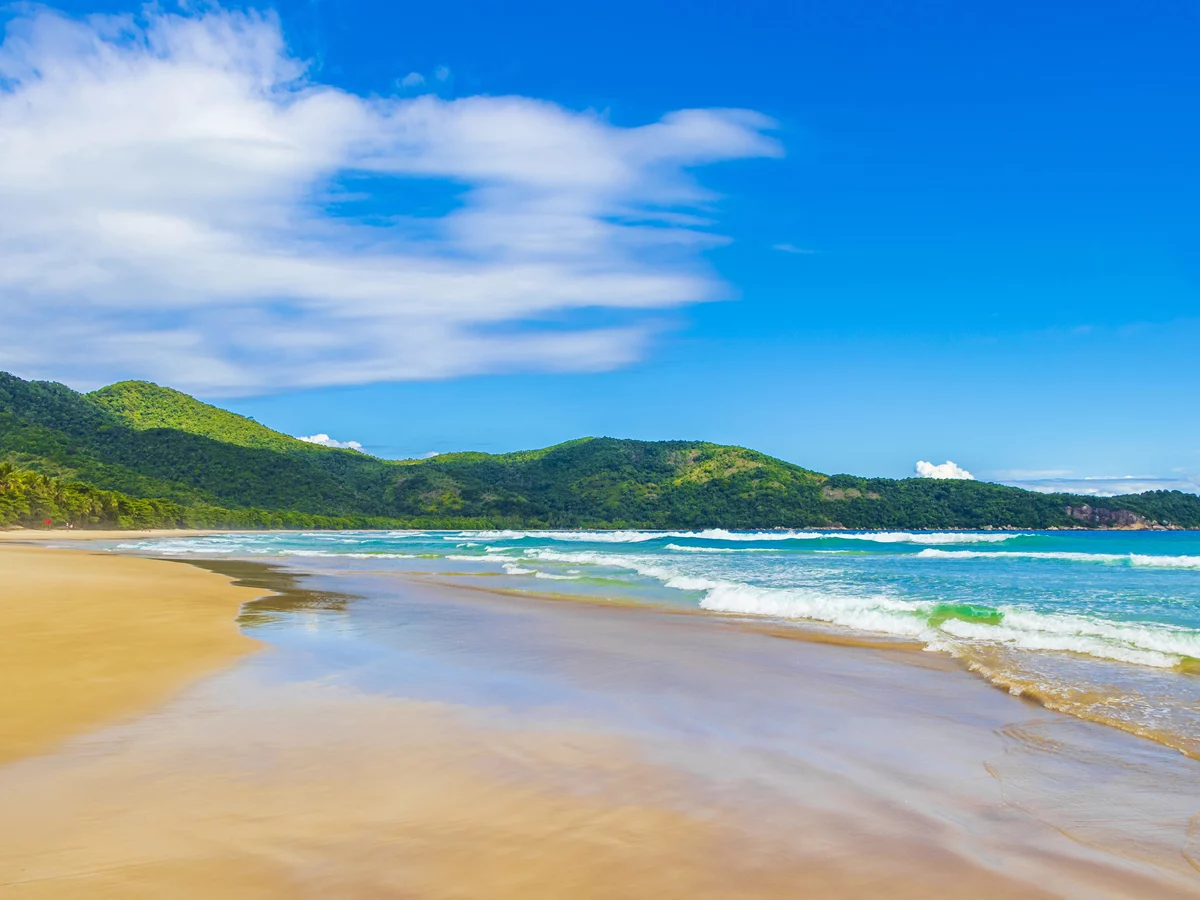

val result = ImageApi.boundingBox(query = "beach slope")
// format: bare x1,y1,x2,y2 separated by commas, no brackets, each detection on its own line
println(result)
0,545,264,764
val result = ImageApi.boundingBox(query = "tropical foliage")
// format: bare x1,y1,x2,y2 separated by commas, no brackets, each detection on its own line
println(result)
1,372,1198,531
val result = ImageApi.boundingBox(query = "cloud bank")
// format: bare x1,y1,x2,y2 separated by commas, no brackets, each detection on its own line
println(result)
297,433,363,450
0,7,780,395
915,460,975,480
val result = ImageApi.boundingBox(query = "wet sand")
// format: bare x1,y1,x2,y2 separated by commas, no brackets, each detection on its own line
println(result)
0,545,264,764
1,553,1198,897
1,687,1063,899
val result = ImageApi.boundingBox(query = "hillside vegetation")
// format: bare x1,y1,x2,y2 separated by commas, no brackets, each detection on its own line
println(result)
89,381,323,454
1,372,1197,530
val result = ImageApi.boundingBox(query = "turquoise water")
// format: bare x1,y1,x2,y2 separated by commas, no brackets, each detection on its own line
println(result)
119,528,1200,755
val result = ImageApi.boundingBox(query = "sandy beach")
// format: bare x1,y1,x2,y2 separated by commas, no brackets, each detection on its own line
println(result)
0,529,253,542
0,544,264,765
1,546,1197,898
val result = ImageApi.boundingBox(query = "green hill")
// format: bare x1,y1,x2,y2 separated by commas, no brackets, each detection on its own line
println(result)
0,371,1197,530
0,373,393,515
89,381,323,454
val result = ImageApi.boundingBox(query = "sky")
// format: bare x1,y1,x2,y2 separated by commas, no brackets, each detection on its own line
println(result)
1,0,1197,493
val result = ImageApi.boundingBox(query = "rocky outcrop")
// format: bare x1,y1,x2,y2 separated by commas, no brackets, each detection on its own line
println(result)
1065,505,1152,528
821,487,882,501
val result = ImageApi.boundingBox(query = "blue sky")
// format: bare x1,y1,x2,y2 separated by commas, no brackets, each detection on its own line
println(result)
2,1,1197,492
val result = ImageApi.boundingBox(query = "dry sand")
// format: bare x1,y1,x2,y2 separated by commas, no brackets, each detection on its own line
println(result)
0,545,264,765
0,528,246,542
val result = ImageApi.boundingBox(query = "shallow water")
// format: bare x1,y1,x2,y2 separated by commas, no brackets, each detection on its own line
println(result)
5,556,1198,896
120,529,1200,758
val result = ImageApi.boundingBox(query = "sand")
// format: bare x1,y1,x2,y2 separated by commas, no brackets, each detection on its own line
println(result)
0,528,246,542
0,687,1065,900
2,549,1197,898
0,545,264,765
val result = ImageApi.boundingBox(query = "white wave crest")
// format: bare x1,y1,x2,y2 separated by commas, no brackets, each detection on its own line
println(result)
664,544,773,554
315,551,420,559
1130,554,1200,569
664,575,722,591
823,531,1028,545
920,549,1200,569
918,549,1124,563
466,529,1027,545
937,609,1200,668
524,546,1200,671
522,548,679,582
470,530,666,543
704,583,1200,668
279,549,422,559
698,581,930,637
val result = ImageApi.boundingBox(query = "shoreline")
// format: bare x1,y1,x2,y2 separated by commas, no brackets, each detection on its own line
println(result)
3,524,1196,543
0,544,267,765
2,551,1197,896
15,525,1198,762
12,528,1197,763
380,570,1200,760
203,560,1200,893
0,528,266,542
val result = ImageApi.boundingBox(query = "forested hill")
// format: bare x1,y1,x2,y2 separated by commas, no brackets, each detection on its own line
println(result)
1,371,1197,530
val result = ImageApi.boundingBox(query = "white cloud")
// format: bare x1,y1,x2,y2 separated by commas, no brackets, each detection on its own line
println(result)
297,433,363,450
0,7,781,395
399,72,425,87
772,243,816,254
915,460,975,480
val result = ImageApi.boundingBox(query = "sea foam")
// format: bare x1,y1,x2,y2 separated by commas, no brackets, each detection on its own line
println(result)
114,529,1200,676
919,549,1200,568
466,529,1027,545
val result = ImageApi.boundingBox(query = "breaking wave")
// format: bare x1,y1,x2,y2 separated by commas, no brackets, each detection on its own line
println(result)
110,527,1200,761
518,547,1200,669
700,582,1198,668
115,529,1200,674
467,529,1027,545
919,549,1200,569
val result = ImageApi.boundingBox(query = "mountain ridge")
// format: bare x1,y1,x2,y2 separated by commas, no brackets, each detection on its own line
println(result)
1,372,1197,531
88,380,334,455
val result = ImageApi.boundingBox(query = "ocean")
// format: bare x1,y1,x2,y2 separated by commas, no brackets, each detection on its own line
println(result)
119,528,1200,758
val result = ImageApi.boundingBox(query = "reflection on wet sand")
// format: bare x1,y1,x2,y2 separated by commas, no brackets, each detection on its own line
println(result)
2,557,1198,898
184,559,354,626
0,685,1057,899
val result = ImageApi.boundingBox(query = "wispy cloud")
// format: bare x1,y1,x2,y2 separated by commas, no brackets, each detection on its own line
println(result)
0,7,781,395
915,460,975,480
772,243,817,254
998,473,1200,497
993,468,1074,480
297,433,364,450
